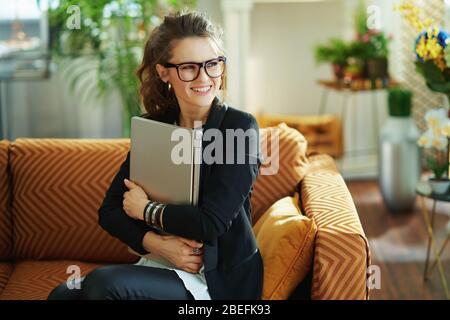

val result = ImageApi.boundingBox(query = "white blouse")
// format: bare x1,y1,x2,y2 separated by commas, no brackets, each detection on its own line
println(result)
134,254,211,300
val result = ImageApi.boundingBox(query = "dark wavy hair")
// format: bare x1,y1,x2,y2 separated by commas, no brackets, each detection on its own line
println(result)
136,11,226,119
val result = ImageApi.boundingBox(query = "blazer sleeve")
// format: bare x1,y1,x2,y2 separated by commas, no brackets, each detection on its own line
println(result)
98,152,152,255
162,114,261,244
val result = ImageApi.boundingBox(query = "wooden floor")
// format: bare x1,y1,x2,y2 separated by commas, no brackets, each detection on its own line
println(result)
346,180,450,300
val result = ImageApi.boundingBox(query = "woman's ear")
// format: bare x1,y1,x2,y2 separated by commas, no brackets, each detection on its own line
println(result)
156,64,169,83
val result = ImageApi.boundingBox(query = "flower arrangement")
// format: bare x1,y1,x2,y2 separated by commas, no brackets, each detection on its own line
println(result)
354,29,391,60
397,2,450,104
417,108,450,181
353,0,391,61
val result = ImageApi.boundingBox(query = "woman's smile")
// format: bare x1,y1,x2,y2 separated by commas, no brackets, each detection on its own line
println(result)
190,85,212,95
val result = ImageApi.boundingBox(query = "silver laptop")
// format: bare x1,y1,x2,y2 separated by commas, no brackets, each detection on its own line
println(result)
130,117,201,206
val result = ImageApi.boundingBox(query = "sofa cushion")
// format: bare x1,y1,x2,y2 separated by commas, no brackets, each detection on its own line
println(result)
253,194,316,300
9,139,137,263
0,263,13,295
251,123,309,224
0,140,12,260
0,260,103,300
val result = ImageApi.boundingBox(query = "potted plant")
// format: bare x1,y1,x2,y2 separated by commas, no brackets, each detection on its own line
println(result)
398,2,450,106
417,108,450,194
398,1,450,182
314,38,351,80
353,0,391,79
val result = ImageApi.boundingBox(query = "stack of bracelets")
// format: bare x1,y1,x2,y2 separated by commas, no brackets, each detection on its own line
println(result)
143,201,166,230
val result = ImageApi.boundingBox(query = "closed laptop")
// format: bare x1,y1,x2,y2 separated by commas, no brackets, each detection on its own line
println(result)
130,116,201,206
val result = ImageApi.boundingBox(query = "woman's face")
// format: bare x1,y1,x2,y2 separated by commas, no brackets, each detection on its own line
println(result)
157,36,223,110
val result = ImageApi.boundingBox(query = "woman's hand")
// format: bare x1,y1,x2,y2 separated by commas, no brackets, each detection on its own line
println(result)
150,234,204,274
123,178,149,221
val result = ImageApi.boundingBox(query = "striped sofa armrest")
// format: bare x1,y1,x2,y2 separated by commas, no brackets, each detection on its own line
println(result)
299,155,371,300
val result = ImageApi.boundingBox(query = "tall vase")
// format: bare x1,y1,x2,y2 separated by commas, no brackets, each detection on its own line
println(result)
379,88,420,212
379,117,420,212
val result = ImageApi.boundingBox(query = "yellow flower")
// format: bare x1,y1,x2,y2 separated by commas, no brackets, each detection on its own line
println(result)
416,36,427,58
426,38,443,59
397,1,436,32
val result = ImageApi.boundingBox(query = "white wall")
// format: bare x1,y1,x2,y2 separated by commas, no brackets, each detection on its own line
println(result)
248,1,344,115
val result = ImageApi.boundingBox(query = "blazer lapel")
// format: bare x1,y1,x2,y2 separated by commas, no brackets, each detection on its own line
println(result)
201,97,228,180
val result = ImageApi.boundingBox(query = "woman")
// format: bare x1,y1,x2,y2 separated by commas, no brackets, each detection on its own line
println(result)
48,11,263,300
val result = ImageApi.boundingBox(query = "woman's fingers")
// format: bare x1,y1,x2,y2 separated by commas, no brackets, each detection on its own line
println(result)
179,237,203,249
182,245,203,257
183,254,203,265
183,263,203,274
124,178,137,189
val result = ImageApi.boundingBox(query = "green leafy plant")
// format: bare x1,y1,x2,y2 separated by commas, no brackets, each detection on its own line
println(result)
426,156,449,180
314,38,350,66
350,0,390,62
48,0,197,137
354,0,369,36
388,88,412,117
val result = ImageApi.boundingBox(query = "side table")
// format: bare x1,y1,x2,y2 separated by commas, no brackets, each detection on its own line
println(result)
317,79,400,157
416,181,450,299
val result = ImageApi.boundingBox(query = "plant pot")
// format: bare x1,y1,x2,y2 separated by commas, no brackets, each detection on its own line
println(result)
332,63,345,80
428,178,450,195
367,57,389,79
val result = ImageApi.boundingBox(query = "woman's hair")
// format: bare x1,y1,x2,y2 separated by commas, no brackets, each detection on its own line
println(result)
136,11,226,119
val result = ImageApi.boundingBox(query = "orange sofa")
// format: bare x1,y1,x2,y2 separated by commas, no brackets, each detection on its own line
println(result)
0,131,370,300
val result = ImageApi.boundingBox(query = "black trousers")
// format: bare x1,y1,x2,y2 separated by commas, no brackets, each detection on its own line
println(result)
47,264,195,300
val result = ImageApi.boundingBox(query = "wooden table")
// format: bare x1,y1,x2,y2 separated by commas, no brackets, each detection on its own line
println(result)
317,79,401,157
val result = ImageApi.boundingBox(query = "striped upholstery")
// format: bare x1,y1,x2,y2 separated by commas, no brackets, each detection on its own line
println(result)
0,263,13,295
251,123,309,224
0,140,12,260
306,154,338,174
300,161,371,300
0,260,103,300
9,139,137,263
0,137,369,300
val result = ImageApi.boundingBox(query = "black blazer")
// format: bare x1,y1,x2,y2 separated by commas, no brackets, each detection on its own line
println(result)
98,97,264,300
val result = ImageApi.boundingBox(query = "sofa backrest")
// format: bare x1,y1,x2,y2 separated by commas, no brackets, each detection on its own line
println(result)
6,124,309,262
9,139,137,263
0,141,12,260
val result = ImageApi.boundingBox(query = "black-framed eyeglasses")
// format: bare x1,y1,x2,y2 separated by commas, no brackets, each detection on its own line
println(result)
163,56,226,82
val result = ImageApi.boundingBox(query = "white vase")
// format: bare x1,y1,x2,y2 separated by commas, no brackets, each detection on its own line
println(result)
429,178,450,195
379,116,421,211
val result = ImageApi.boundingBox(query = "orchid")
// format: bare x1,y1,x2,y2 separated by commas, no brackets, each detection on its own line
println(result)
417,108,450,179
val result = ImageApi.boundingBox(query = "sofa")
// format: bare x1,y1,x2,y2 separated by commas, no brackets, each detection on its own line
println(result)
0,127,370,300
